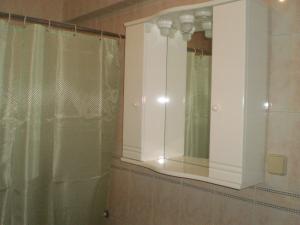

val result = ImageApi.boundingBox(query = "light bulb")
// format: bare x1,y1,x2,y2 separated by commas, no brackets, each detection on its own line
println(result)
182,32,192,41
181,23,194,33
157,19,173,37
160,27,171,36
205,30,212,39
179,14,195,33
194,9,212,20
168,27,177,38
202,21,212,30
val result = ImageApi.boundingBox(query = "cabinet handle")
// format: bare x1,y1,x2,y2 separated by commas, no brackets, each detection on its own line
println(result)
212,104,221,112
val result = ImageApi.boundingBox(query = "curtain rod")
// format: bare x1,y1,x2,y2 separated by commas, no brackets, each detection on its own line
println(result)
0,11,126,39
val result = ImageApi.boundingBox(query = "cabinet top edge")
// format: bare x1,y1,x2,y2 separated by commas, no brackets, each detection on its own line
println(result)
124,0,240,27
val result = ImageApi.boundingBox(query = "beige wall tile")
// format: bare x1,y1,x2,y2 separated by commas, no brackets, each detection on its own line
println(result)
181,181,213,225
128,172,154,225
255,187,294,210
269,34,300,113
253,205,299,225
266,112,300,192
153,174,182,225
271,0,300,35
212,194,253,225
107,168,130,220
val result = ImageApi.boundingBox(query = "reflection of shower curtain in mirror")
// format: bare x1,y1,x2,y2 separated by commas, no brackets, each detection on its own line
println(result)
184,52,211,159
0,20,120,225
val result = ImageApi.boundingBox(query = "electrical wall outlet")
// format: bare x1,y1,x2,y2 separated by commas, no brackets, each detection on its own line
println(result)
267,154,287,176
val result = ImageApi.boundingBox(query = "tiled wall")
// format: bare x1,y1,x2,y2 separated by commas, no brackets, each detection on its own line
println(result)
0,0,63,21
106,159,300,225
266,0,300,194
68,0,300,224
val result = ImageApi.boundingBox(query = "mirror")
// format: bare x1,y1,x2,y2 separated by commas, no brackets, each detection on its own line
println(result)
122,0,268,189
164,12,213,169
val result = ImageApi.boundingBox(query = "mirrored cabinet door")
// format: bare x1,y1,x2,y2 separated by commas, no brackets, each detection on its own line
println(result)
165,29,212,169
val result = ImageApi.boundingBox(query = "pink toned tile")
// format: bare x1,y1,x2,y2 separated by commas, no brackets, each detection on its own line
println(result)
271,0,300,35
255,186,294,210
107,167,130,220
153,174,182,225
127,172,154,225
253,204,299,225
266,112,300,192
212,194,253,225
181,180,213,225
268,35,292,112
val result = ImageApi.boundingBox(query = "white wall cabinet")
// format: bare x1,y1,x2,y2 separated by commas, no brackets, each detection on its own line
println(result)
122,0,268,189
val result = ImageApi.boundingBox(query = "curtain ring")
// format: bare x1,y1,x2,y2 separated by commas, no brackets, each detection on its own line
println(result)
47,20,51,32
98,22,102,40
8,13,11,24
100,30,103,40
23,16,27,27
73,24,77,36
118,33,122,46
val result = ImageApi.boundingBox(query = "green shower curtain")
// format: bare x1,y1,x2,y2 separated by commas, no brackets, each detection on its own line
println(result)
184,52,211,159
0,20,120,225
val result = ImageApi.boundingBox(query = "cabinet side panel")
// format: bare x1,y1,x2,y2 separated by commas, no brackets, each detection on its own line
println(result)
123,24,144,160
142,24,167,161
242,0,269,186
209,0,246,176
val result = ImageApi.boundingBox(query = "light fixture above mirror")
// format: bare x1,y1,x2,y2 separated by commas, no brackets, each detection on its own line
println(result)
156,8,213,41
157,19,173,37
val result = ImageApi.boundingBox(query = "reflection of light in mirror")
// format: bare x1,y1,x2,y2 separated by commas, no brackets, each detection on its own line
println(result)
158,156,165,164
263,102,271,110
157,96,170,104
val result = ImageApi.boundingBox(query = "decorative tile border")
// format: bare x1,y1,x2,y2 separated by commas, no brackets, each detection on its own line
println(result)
214,190,254,204
255,200,300,215
182,182,214,194
131,168,154,178
154,174,182,184
111,163,300,216
256,186,300,199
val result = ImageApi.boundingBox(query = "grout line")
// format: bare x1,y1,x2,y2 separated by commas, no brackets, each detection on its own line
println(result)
268,110,300,114
214,190,254,204
182,182,214,194
255,200,300,215
256,186,300,199
131,169,154,178
111,164,300,216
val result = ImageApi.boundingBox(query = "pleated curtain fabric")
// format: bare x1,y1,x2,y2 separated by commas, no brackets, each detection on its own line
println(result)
0,20,121,225
184,52,211,159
